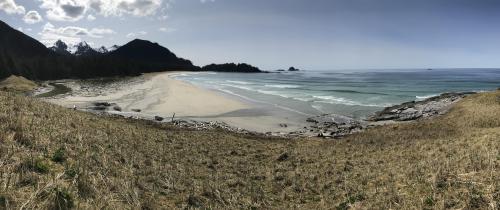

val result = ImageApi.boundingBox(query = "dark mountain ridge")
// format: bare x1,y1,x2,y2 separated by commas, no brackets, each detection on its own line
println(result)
0,20,262,80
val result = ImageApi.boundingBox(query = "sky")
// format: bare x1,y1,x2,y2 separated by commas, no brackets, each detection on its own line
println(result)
1,0,500,70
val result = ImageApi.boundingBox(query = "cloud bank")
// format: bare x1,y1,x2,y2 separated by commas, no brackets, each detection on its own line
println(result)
39,0,165,22
0,0,25,15
39,22,115,46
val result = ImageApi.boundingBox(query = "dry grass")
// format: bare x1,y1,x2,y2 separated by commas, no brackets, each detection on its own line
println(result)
0,90,498,209
0,76,38,93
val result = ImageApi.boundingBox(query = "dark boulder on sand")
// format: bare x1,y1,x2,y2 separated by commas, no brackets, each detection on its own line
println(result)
113,106,122,112
93,102,112,107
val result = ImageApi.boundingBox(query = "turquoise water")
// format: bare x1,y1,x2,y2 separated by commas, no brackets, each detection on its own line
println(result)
174,69,500,119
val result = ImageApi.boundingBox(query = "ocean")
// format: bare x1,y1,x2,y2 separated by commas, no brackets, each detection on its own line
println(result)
173,69,500,120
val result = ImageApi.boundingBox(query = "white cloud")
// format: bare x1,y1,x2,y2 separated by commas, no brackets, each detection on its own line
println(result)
126,30,147,38
87,14,96,21
158,27,175,33
0,0,25,15
23,10,43,24
200,0,214,3
18,27,33,32
39,0,86,22
39,22,115,46
38,0,165,22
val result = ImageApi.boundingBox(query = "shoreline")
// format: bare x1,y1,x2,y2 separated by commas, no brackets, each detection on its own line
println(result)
43,72,309,134
37,71,480,138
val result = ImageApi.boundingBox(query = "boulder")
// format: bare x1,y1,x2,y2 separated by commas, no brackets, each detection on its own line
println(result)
154,116,164,121
113,106,122,112
131,109,141,112
93,102,112,107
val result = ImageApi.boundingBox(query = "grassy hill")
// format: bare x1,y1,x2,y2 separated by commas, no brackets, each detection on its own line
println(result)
0,75,38,93
0,90,498,209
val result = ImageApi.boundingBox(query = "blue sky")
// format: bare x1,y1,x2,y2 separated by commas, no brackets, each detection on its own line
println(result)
1,0,500,70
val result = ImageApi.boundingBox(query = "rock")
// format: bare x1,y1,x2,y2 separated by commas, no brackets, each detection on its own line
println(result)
288,67,299,71
398,108,422,121
154,116,164,121
91,106,107,111
113,106,122,112
131,109,141,112
368,92,474,122
93,102,112,107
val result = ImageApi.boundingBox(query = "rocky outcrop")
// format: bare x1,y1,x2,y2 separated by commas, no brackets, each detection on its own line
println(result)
368,92,474,122
304,114,365,138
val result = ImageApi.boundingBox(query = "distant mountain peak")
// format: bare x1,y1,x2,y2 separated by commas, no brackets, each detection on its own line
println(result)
74,41,99,56
76,41,90,47
109,45,120,51
54,40,68,51
49,40,71,55
97,46,108,53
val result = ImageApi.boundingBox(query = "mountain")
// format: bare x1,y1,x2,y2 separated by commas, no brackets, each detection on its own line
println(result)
0,20,262,80
0,21,61,79
97,46,109,54
49,40,72,56
108,45,120,52
0,21,53,58
74,42,100,56
0,20,199,80
96,45,119,54
108,39,197,71
49,40,118,56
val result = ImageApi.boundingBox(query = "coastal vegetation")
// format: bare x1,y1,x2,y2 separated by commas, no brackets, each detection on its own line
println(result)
201,63,262,73
0,85,498,209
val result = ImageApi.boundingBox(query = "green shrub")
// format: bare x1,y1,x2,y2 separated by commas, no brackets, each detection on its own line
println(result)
52,147,66,163
34,159,50,174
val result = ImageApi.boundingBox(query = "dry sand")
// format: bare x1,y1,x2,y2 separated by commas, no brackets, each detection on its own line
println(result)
51,72,249,116
49,72,306,133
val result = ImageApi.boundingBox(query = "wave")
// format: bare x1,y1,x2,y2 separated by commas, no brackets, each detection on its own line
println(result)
325,89,391,96
226,80,253,85
415,94,438,100
312,95,390,107
264,84,301,89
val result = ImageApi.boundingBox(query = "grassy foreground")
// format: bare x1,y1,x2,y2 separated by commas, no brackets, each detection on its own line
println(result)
0,90,498,209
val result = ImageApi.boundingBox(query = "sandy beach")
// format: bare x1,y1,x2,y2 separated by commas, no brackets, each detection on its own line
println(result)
48,72,306,133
